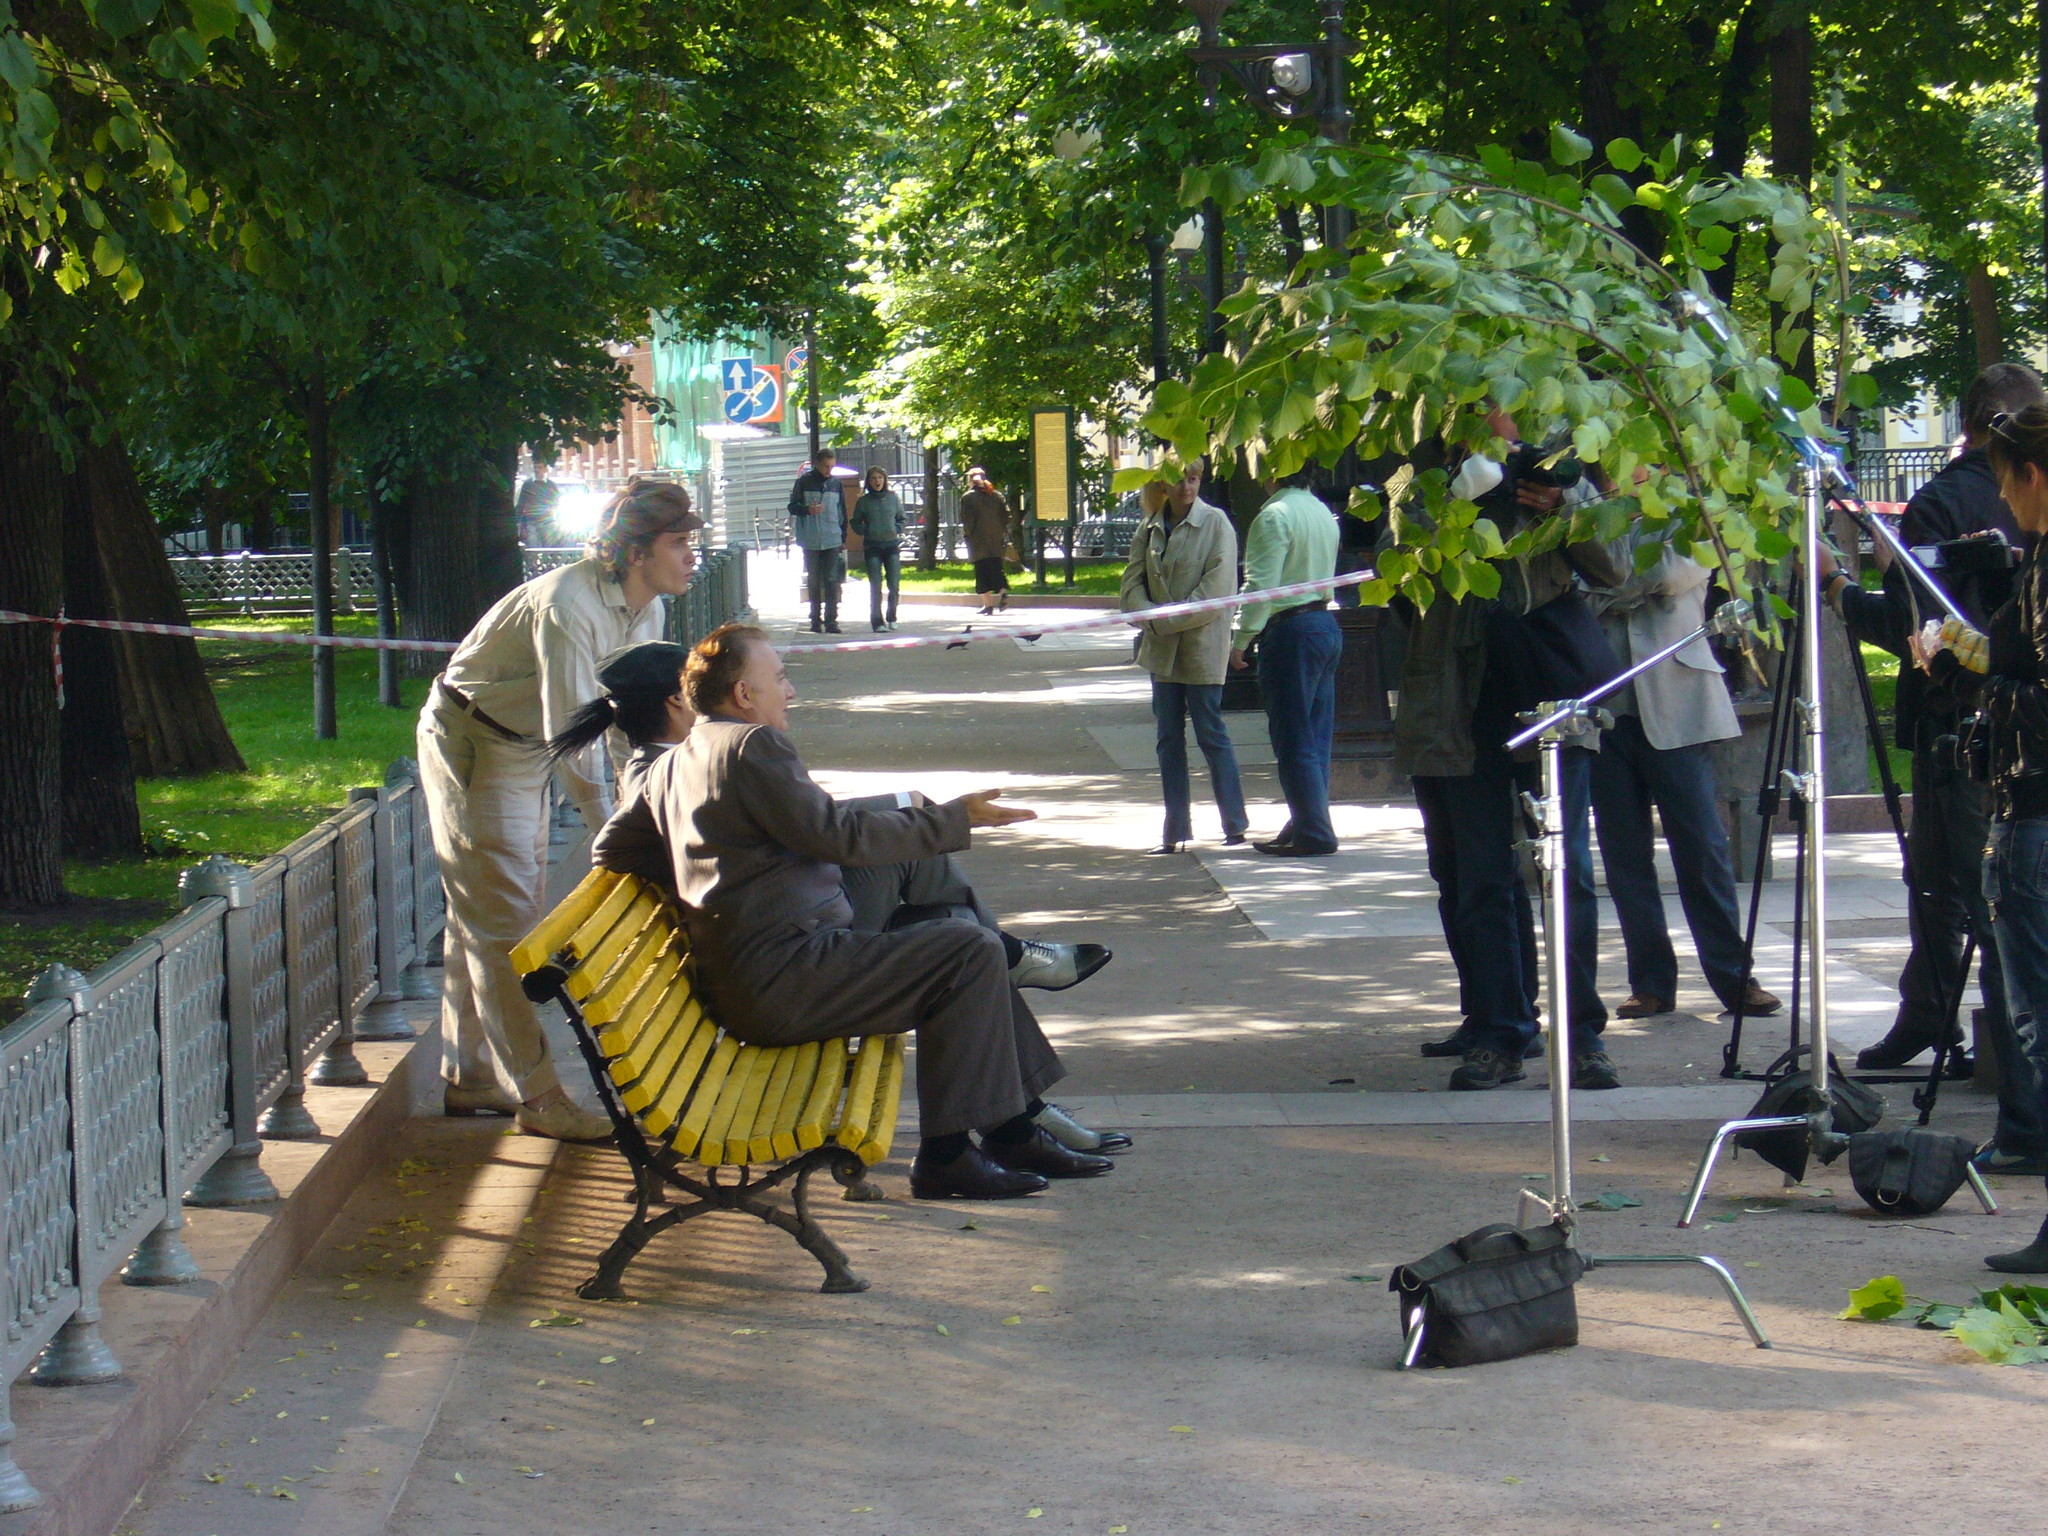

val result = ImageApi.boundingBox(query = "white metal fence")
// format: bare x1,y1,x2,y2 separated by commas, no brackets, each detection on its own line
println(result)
0,761,444,1511
168,547,591,614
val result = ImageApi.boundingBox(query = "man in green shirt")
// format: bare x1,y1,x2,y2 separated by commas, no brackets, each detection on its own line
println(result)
1231,472,1342,855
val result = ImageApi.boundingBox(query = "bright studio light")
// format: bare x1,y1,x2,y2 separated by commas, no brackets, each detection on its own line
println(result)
552,485,606,538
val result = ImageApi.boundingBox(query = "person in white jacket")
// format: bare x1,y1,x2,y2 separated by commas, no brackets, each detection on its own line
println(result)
418,480,700,1140
1588,533,1780,1021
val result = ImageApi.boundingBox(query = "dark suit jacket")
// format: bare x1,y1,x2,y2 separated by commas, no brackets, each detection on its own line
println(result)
592,717,972,978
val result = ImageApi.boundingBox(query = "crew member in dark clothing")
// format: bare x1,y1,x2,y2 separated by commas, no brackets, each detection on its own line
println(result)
1819,362,2048,1175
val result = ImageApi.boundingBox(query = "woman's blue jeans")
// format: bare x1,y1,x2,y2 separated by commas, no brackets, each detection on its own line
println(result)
1151,678,1249,845
865,544,901,624
1987,816,2048,1184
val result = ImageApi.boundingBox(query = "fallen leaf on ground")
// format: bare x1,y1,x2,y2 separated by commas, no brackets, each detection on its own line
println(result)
1169,1426,1194,1433
851,1507,874,1513
1110,1527,1128,1533
599,1355,618,1364
452,1471,465,1484
1002,1316,1022,1325
530,1311,582,1329
731,1328,765,1336
574,1379,597,1386
1591,1155,1611,1163
1027,1509,1043,1518
936,1324,950,1336
642,1418,656,1426
1031,1285,1051,1293
1502,1476,1521,1484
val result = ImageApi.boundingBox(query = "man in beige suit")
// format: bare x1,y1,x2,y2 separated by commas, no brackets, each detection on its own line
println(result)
593,625,1123,1198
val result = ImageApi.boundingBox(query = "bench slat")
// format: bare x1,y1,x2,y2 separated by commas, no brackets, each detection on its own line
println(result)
563,890,663,1002
745,1049,803,1164
509,868,624,974
593,953,685,1063
766,1041,822,1161
793,1037,849,1151
582,921,679,1027
671,1035,741,1159
634,998,714,1133
834,1035,888,1155
698,1045,770,1165
855,1035,907,1167
612,984,697,1115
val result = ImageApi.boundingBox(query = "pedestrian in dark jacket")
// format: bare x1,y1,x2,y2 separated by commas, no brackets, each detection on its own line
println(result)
960,468,1011,613
852,467,907,631
1972,402,2048,1271
1819,362,2046,1178
789,447,847,633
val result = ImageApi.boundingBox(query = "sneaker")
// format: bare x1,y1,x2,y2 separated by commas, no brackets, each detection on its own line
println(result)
1572,1047,1621,1091
1448,1047,1525,1091
1009,939,1113,991
1972,1139,2048,1177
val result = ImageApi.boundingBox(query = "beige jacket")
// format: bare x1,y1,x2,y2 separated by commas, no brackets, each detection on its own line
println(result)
1118,496,1237,685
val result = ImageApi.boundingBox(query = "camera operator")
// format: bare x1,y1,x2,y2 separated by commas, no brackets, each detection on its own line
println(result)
1392,408,1627,1092
1817,363,2047,1179
1973,403,2048,1272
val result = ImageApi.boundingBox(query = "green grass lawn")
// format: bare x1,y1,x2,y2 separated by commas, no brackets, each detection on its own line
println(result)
854,559,1125,596
2,613,431,1017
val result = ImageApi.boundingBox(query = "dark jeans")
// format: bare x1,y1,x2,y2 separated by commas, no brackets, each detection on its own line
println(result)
1258,606,1341,853
865,544,901,624
1414,744,1605,1058
1151,678,1249,845
803,547,845,619
1985,818,2048,1177
972,556,1009,595
1589,714,1750,1007
1909,749,2034,1154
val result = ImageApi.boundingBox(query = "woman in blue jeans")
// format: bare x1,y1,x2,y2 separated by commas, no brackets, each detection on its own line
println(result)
1977,404,2048,1271
1117,463,1248,852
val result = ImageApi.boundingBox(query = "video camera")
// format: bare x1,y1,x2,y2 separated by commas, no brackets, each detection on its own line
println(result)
1907,529,2021,578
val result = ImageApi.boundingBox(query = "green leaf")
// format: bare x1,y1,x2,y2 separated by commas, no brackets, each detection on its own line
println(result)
1604,138,1643,173
1549,124,1592,166
1463,561,1501,601
1723,392,1765,426
1580,1191,1643,1211
1840,1275,1907,1322
1694,224,1734,257
1947,1300,2048,1364
1589,175,1635,212
1777,375,1816,413
91,234,127,276
1844,374,1880,411
0,32,41,92
185,0,241,42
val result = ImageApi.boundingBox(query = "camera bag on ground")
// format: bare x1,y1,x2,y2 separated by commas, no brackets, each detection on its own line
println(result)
1390,1221,1586,1368
1848,1127,1978,1217
1733,1057,1885,1181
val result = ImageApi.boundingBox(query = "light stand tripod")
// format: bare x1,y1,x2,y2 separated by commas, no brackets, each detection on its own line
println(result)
1676,466,2001,1225
1421,602,1775,1363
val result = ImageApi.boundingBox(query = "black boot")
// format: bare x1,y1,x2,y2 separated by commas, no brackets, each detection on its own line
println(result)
1986,1213,2048,1274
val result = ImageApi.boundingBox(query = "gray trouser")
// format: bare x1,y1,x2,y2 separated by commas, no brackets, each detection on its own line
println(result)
843,854,999,936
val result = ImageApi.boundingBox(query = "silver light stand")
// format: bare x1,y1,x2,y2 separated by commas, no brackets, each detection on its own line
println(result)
1471,603,1773,1356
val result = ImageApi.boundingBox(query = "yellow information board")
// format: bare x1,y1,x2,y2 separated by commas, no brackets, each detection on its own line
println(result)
1029,408,1072,523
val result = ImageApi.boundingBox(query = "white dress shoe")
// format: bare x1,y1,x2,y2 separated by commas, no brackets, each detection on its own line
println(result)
517,1097,614,1142
1008,939,1113,992
444,1081,520,1117
1033,1102,1133,1153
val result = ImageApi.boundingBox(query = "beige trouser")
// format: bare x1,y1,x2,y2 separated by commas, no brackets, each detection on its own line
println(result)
417,703,561,1101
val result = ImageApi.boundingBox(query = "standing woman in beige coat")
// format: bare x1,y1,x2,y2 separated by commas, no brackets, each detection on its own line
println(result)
1119,462,1249,853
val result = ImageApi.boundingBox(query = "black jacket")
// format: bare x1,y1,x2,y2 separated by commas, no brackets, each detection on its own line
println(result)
1986,540,2048,815
1837,449,2019,749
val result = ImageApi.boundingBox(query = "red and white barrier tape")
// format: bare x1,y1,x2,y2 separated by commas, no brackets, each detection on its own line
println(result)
780,568,1377,653
3,569,1376,664
0,610,459,652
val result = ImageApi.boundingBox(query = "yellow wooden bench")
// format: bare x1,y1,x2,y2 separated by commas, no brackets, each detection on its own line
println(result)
514,868,906,1297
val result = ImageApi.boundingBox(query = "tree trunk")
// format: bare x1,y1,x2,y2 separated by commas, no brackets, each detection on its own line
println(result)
1966,262,2006,368
475,440,523,606
75,434,243,777
306,379,337,740
1707,0,1769,303
1768,11,1816,385
59,456,143,861
393,463,479,677
0,390,67,907
249,494,274,552
370,482,403,708
919,447,941,570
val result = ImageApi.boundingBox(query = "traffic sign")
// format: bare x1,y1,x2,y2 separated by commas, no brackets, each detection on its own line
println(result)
720,358,784,425
784,344,809,375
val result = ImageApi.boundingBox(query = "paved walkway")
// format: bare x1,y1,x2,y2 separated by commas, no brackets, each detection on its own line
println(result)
121,554,2045,1536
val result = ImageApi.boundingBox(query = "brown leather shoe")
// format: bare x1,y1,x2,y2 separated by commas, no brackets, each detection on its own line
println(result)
1614,992,1674,1020
981,1126,1114,1179
1737,981,1782,1016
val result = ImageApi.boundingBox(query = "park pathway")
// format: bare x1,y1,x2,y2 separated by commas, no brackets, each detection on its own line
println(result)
119,552,2045,1536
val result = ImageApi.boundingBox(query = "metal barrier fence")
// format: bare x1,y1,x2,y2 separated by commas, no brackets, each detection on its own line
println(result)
0,761,445,1511
169,547,592,613
668,547,750,648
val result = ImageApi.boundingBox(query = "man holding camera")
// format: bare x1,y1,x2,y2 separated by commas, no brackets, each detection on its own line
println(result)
1395,411,1626,1091
1820,363,2047,1175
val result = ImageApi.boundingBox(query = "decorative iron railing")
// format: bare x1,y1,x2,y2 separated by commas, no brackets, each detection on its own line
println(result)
0,762,445,1511
169,546,592,613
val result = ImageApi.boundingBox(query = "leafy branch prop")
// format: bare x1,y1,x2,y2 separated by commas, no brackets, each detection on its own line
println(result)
1841,1274,2048,1365
1117,128,1840,623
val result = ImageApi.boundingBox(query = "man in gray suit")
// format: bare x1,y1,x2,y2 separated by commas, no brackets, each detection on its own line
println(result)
592,624,1121,1199
1589,538,1781,1021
